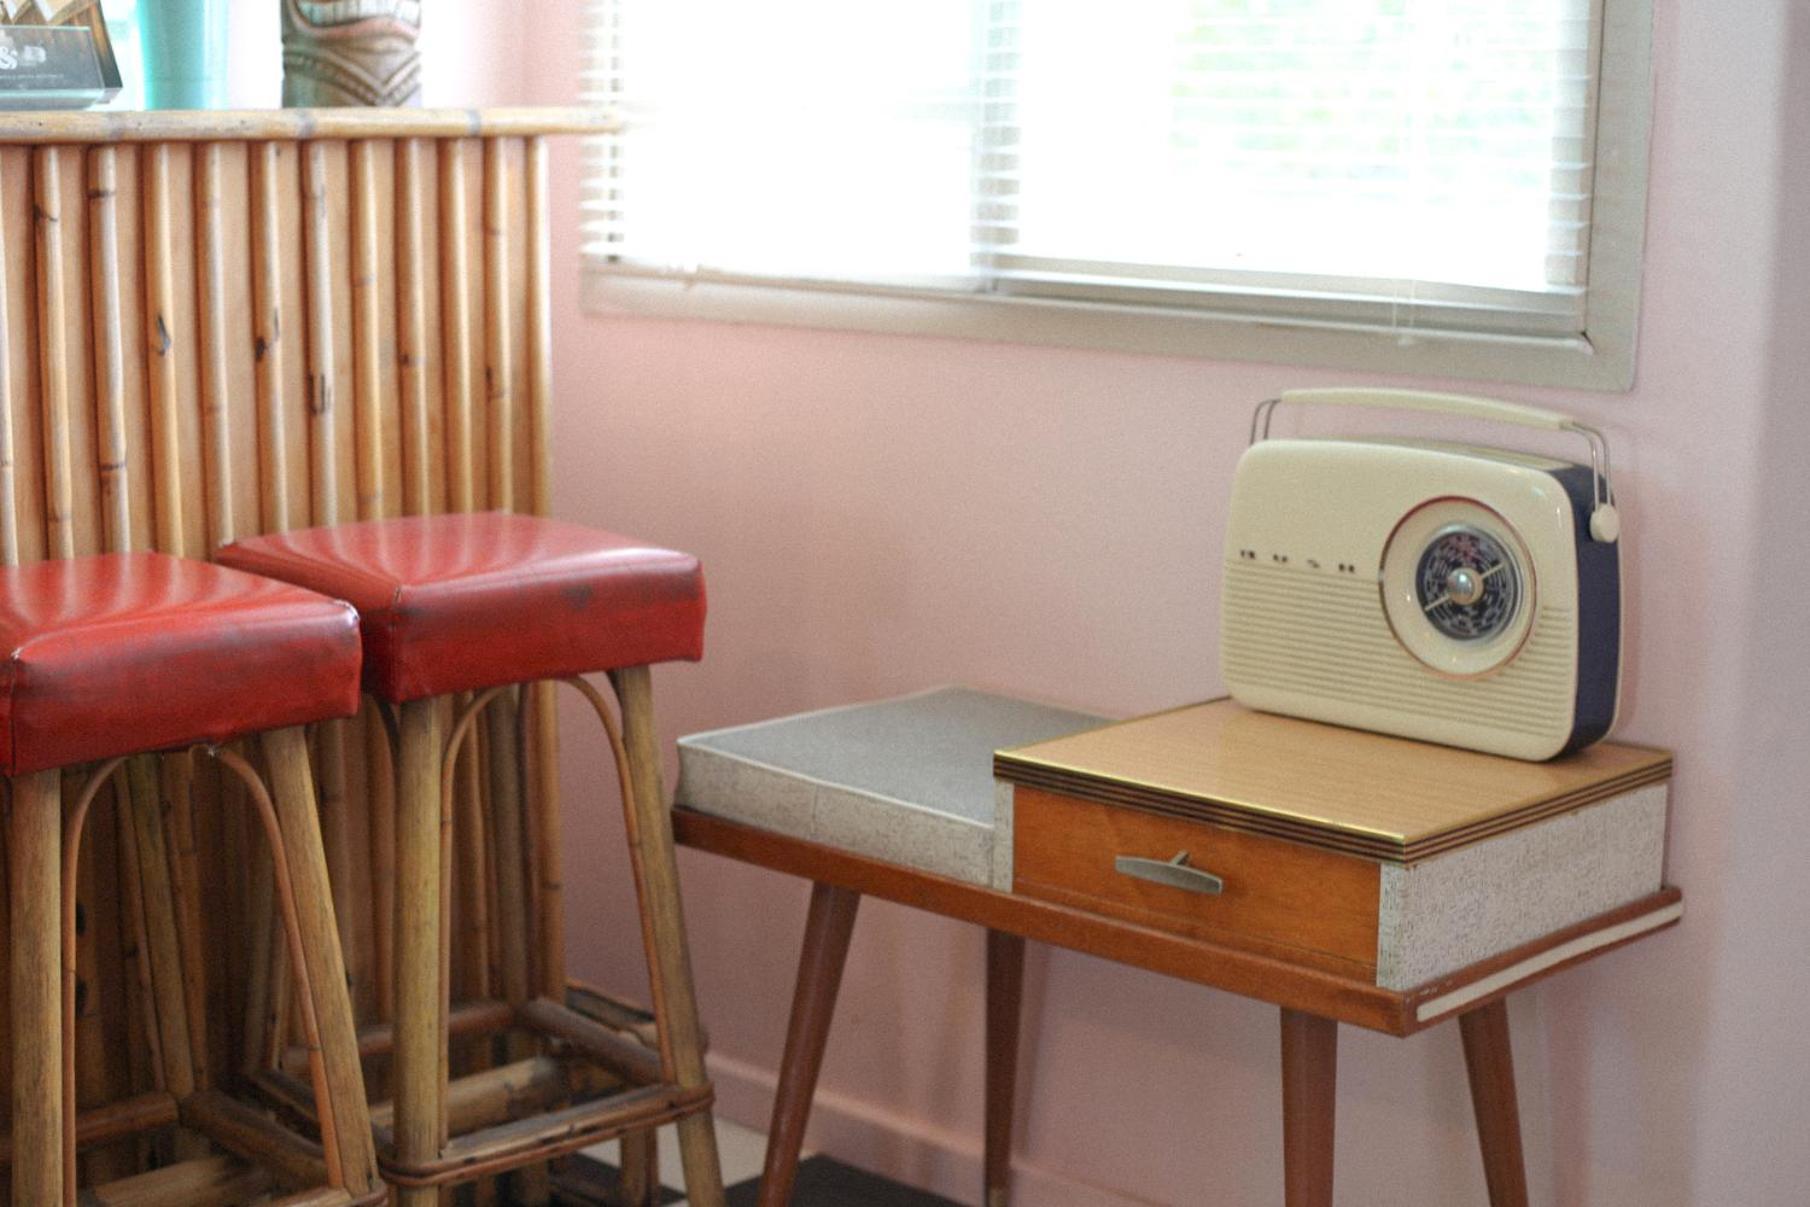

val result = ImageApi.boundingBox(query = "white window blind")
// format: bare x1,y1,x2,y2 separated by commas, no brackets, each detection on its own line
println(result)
582,0,1621,350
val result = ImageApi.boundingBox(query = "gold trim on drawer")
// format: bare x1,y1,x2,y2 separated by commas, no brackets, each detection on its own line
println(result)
997,700,1671,861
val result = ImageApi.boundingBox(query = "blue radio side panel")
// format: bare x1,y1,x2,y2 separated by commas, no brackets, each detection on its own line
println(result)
1549,463,1620,754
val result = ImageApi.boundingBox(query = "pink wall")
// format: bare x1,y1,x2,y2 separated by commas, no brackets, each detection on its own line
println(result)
502,3,1805,1203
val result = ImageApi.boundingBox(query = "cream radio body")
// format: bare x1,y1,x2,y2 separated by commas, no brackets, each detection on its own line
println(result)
1220,389,1622,761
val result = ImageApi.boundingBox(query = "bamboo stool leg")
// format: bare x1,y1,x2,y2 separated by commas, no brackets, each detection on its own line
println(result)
393,699,446,1207
985,930,1026,1207
757,882,860,1207
614,1128,661,1207
486,687,551,1206
1460,1000,1530,1207
611,666,726,1207
1280,1008,1337,1207
261,726,382,1199
10,768,65,1207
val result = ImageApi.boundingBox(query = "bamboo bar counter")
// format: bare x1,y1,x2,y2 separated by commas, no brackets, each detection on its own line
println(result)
0,105,644,1203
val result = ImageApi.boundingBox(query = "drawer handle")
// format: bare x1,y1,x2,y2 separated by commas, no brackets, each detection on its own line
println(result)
1114,851,1223,896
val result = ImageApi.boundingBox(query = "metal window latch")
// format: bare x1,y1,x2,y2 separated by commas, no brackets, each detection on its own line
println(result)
1113,850,1224,896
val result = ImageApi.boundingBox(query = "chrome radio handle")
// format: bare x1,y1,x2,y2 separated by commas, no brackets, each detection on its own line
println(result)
1251,387,1619,542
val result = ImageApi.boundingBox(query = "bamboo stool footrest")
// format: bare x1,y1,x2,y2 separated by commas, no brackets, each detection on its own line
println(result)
0,1091,180,1162
373,989,712,1188
378,1081,715,1188
260,982,707,1190
76,1154,276,1207
180,1088,332,1190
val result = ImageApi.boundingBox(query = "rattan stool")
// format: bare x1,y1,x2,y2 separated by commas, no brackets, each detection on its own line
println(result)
0,552,380,1206
219,512,724,1207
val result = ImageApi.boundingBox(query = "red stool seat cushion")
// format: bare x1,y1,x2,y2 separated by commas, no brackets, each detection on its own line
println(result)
0,553,362,776
216,513,706,702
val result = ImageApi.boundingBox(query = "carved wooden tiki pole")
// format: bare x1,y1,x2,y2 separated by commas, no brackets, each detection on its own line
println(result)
282,0,423,106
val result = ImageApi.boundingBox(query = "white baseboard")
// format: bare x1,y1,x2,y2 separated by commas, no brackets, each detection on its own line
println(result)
706,1050,1150,1207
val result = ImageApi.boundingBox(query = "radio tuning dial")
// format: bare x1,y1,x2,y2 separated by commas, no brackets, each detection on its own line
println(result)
1381,501,1536,677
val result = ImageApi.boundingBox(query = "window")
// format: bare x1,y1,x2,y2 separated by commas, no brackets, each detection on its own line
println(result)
582,0,1651,390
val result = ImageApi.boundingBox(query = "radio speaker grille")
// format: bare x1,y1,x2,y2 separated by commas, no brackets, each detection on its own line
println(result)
1222,561,1572,741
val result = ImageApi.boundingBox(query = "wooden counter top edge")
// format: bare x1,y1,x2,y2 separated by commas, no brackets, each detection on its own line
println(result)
0,105,618,144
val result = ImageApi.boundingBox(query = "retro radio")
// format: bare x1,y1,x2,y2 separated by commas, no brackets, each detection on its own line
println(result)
1220,388,1622,761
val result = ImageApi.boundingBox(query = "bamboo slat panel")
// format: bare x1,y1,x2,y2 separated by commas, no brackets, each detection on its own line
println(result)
0,112,579,1179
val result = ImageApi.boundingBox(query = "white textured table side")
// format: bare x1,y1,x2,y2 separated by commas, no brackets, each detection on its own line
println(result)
676,687,1103,888
1378,782,1668,989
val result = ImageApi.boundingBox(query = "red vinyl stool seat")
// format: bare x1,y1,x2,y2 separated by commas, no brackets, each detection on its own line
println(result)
1,553,382,1205
0,552,361,774
213,511,705,702
218,512,726,1207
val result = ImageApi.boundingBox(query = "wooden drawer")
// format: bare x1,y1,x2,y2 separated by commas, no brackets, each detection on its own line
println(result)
1011,787,1380,978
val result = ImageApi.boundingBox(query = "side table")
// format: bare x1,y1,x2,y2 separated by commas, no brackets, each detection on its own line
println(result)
672,690,1681,1206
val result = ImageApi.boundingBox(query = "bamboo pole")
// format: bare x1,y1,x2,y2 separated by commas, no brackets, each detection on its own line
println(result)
350,139,398,1044
12,768,67,1207
251,142,292,536
77,143,139,1187
369,1055,620,1139
0,1090,179,1163
126,144,212,1126
0,154,18,568
525,135,564,1000
480,142,549,1205
34,146,73,561
259,726,380,1197
438,141,472,511
242,139,292,1075
394,699,445,1207
397,138,431,521
0,171,14,1196
440,137,493,1057
88,147,129,551
123,757,198,1102
61,757,131,1204
483,139,512,513
142,144,183,556
79,1153,273,1207
180,1090,327,1191
109,775,165,1121
351,140,383,521
301,141,360,1013
195,143,234,552
383,138,436,1029
610,668,727,1207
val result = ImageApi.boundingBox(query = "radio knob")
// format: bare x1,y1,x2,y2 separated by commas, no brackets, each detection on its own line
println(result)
1446,566,1483,606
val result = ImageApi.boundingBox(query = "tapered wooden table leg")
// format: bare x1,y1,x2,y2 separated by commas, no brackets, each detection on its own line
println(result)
261,726,381,1199
614,666,727,1207
1280,1008,1337,1207
985,930,1025,1207
1461,1000,1530,1207
757,882,861,1207
390,700,445,1207
10,769,64,1207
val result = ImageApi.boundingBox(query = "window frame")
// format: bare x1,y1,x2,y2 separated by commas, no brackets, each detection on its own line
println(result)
580,0,1652,392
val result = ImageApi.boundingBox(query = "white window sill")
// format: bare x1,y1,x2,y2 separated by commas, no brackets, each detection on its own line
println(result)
582,266,1639,392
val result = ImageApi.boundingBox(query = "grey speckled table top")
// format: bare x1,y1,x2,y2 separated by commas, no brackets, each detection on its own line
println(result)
676,687,1100,886
678,687,1104,828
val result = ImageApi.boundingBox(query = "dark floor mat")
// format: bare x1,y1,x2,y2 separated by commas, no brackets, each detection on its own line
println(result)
725,1155,965,1207
550,1150,963,1206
